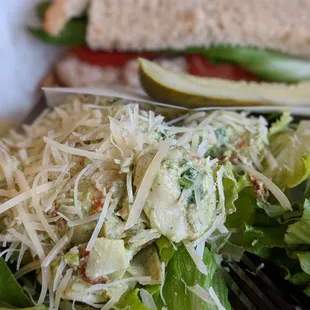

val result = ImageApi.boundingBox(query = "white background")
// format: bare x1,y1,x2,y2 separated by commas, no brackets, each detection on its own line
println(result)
0,0,61,123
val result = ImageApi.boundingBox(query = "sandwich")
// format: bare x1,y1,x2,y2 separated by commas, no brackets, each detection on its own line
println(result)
30,0,310,89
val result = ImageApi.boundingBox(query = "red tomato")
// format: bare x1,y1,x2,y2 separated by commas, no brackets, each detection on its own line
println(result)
70,47,158,68
186,55,257,81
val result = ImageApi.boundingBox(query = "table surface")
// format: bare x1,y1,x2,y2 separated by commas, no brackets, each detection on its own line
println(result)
0,0,61,124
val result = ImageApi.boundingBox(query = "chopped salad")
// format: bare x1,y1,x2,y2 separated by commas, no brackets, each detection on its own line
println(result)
0,96,310,310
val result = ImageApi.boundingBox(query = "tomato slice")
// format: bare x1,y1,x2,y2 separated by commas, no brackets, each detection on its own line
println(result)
71,48,258,81
70,47,158,68
187,55,257,81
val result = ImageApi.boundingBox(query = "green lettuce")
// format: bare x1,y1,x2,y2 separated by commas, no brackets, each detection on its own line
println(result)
0,307,47,310
230,225,287,250
295,252,310,275
116,289,150,310
269,131,294,158
268,112,293,137
29,1,86,46
303,286,310,297
35,1,49,20
28,20,86,46
159,245,230,310
267,121,310,189
289,271,310,286
0,258,33,308
224,173,257,229
225,187,256,229
156,236,176,265
285,199,310,245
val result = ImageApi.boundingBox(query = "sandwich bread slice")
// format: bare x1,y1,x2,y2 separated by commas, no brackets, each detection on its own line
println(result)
30,0,310,88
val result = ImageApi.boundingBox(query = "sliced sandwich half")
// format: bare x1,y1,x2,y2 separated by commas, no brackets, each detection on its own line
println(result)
30,0,310,88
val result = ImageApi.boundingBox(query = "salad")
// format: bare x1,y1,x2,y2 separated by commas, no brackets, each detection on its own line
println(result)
0,95,310,310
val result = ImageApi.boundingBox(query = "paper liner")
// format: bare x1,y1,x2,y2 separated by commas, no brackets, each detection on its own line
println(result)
43,85,310,116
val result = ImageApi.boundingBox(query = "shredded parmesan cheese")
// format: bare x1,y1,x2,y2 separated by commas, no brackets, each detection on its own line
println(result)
74,164,91,218
53,259,66,292
0,182,54,215
37,266,50,305
125,139,172,230
44,137,109,160
42,235,69,268
182,281,215,305
101,285,128,310
160,262,166,306
55,268,73,310
183,240,208,276
242,165,292,210
86,190,113,251
87,276,152,293
126,169,133,205
140,289,158,310
208,287,226,310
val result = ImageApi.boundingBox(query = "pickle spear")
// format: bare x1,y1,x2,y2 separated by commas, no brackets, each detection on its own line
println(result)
139,58,310,108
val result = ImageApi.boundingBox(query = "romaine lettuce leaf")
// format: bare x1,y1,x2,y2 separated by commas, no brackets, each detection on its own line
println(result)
0,258,33,308
0,307,47,310
222,162,239,215
218,242,244,262
230,225,287,250
304,286,310,297
268,112,293,137
225,187,256,229
267,121,310,189
160,245,230,310
289,271,310,286
295,252,310,275
224,173,257,229
156,236,175,265
116,289,150,310
252,208,282,227
285,199,310,245
269,131,294,158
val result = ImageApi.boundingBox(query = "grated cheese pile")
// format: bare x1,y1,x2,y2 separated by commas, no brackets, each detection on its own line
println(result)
0,95,277,309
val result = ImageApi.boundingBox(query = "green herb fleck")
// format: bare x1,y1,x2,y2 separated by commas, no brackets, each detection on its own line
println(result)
216,128,227,143
187,191,196,204
179,168,199,189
